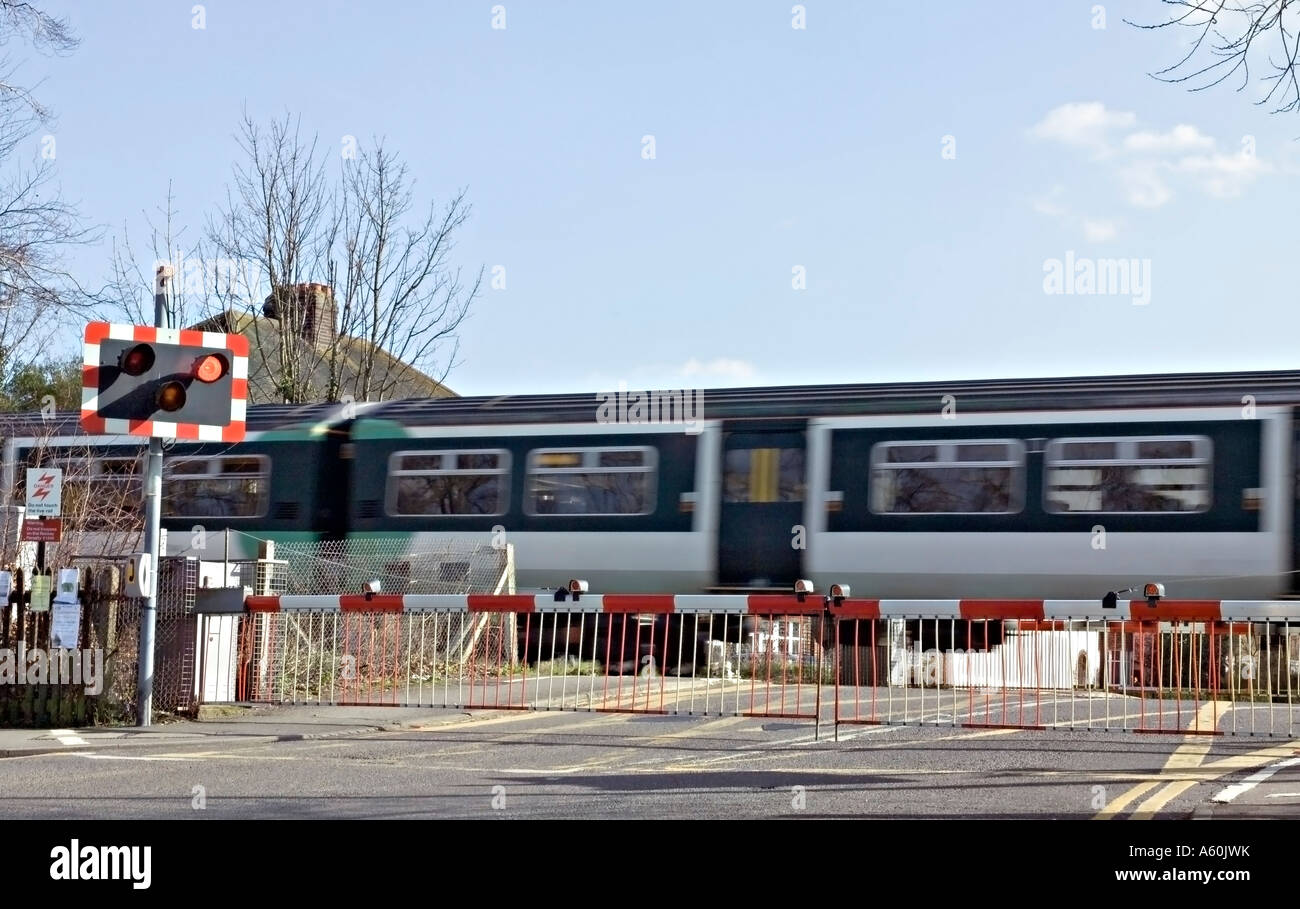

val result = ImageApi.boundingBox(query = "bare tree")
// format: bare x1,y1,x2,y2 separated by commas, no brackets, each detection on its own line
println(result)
332,142,479,402
104,111,480,405
206,111,337,403
0,1,97,401
0,0,77,120
103,182,209,330
1129,1,1300,115
202,113,479,404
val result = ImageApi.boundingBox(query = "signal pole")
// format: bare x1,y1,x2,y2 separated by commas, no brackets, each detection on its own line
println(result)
137,265,171,726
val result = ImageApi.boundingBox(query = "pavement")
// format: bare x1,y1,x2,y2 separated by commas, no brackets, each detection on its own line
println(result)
0,703,478,758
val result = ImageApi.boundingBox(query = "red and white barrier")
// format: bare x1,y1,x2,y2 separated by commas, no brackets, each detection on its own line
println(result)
243,593,1300,622
223,591,1299,737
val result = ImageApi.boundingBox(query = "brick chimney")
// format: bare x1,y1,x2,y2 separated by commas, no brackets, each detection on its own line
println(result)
263,283,338,346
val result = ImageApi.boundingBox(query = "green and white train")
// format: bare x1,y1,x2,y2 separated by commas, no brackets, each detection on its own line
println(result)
5,368,1300,602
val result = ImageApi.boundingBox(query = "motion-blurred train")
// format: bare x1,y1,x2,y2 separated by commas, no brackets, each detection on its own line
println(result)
4,369,1300,647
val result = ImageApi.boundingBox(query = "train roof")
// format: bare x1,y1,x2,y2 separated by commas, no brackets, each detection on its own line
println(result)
0,401,351,440
357,368,1300,426
5,369,1300,436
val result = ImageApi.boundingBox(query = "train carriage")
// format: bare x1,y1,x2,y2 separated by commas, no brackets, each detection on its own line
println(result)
4,368,1300,670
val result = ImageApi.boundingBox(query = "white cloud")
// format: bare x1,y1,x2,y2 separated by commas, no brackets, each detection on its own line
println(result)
1029,102,1137,154
1031,186,1122,242
1175,151,1269,197
1082,219,1117,242
1119,162,1173,208
1122,124,1215,154
678,357,756,381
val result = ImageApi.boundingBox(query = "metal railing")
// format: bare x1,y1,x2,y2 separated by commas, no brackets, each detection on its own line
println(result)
200,587,1299,738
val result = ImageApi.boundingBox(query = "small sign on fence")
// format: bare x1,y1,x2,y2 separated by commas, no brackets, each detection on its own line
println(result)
29,573,51,612
21,517,62,542
24,468,61,518
50,598,80,649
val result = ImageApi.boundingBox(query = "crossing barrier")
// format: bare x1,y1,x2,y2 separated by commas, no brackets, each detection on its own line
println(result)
208,586,1300,737
235,590,826,718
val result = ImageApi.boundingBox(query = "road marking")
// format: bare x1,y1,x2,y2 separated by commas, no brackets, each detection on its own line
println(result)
871,727,1021,748
51,729,87,747
1094,781,1161,818
824,726,901,743
1098,702,1300,818
1131,780,1200,818
414,711,637,734
66,752,197,762
1265,792,1300,799
492,713,640,736
662,724,1017,771
549,716,757,773
1211,756,1300,804
54,749,302,762
1200,740,1300,773
1097,702,1222,819
1056,710,1174,728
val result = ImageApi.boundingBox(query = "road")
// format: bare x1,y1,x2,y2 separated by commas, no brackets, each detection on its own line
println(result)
2,707,1297,820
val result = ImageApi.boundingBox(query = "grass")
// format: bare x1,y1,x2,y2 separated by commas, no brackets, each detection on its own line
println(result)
738,660,837,685
529,658,604,676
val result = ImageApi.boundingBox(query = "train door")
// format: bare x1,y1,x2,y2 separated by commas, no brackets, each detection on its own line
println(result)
715,426,806,588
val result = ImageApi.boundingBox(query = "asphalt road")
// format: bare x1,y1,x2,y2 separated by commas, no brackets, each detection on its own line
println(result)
2,708,1297,820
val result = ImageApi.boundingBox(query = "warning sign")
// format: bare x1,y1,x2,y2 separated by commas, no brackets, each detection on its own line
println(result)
21,517,62,542
25,468,62,518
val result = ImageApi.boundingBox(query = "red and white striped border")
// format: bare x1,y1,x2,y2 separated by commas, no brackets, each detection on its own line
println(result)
81,322,250,441
242,593,1300,622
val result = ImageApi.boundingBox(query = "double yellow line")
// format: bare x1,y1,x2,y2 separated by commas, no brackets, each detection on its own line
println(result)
1096,702,1300,818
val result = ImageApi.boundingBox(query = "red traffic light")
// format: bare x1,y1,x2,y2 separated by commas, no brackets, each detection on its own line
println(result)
193,353,229,383
119,344,155,376
156,381,187,412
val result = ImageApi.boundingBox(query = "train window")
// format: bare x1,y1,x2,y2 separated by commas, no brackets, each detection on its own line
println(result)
1044,435,1211,513
97,457,142,479
723,448,805,503
885,445,938,464
870,440,1025,514
386,449,510,516
162,455,270,518
526,446,657,515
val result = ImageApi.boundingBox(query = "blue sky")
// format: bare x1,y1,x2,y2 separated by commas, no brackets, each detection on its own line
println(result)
22,1,1300,396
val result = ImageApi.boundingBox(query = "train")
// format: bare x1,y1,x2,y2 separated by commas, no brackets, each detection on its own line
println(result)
3,368,1300,664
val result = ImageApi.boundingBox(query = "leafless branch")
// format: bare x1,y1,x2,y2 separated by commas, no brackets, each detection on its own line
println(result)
1127,0,1300,115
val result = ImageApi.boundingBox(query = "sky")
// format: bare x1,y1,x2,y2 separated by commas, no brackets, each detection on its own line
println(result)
17,1,1300,397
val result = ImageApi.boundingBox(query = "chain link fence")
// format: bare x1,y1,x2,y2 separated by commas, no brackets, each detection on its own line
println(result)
3,536,510,725
208,536,514,706
1,556,197,726
226,534,512,597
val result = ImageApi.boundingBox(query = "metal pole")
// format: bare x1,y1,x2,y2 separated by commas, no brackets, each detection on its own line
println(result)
136,265,172,726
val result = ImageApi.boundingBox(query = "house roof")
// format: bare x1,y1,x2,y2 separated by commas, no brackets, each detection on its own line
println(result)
187,310,456,404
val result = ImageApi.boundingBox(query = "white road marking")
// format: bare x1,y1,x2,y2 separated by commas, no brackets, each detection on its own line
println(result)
65,753,198,762
1211,756,1300,804
51,729,87,747
1264,792,1300,799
